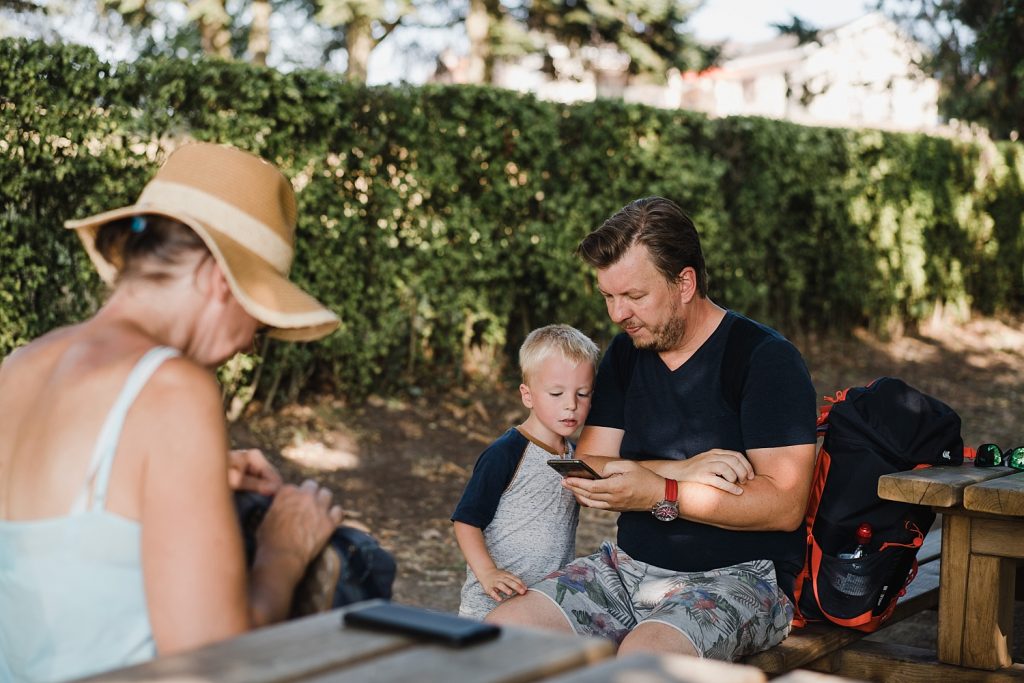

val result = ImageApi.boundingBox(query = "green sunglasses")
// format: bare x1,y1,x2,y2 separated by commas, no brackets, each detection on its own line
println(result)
975,443,1024,470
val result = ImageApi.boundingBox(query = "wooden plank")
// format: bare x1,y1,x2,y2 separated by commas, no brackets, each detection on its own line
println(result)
76,610,415,682
300,626,614,683
744,622,864,674
773,671,867,683
962,554,1015,670
971,518,1024,560
878,467,1014,508
823,641,1024,682
938,515,971,665
544,653,766,683
964,473,1024,517
79,606,614,683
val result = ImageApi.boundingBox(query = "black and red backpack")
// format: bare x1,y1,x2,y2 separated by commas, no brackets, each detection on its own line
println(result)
791,377,965,632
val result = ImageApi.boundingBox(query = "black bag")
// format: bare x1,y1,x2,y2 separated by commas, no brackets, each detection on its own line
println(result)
329,524,396,606
235,492,396,608
792,377,964,632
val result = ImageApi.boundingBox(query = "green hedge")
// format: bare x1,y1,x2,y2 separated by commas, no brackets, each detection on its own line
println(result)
2,38,1022,404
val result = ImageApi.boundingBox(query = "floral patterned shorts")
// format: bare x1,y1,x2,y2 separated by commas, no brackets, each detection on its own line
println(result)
528,541,793,661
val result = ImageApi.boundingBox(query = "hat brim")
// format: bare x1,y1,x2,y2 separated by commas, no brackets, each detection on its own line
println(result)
65,206,340,343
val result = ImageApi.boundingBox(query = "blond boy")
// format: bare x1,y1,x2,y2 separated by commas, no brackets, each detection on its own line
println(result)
451,325,600,619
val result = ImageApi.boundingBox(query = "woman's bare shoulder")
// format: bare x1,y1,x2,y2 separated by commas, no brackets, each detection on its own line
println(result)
136,355,226,435
0,324,79,372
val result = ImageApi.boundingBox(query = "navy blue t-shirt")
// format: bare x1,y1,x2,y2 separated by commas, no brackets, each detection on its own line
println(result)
586,311,817,595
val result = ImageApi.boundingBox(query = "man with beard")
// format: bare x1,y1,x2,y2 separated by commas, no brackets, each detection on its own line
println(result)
486,197,818,662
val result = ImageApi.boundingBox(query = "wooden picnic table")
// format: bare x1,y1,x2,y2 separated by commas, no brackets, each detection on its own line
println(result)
879,463,1024,672
75,601,827,683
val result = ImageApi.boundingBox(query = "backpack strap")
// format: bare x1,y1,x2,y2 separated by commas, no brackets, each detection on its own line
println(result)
614,334,640,394
614,313,766,415
720,314,769,414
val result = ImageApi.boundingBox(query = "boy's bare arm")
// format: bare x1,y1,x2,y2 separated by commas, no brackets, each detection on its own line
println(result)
453,521,526,601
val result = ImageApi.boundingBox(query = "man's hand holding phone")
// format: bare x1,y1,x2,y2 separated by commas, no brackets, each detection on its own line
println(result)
547,458,603,480
561,458,667,512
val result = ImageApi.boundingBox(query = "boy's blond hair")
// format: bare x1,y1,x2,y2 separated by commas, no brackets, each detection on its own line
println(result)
519,324,600,383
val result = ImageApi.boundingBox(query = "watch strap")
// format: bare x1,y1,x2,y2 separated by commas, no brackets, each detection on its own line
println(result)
664,477,678,503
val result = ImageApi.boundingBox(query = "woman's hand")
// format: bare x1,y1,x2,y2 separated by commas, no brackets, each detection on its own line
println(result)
227,448,283,496
256,480,344,570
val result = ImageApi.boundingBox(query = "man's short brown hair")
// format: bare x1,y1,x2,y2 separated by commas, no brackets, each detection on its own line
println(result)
576,197,708,297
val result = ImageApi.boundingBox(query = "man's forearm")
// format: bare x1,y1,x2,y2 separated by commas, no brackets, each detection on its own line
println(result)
635,450,811,531
576,453,620,475
675,476,805,531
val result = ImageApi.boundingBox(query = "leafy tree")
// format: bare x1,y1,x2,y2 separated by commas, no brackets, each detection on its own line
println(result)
880,0,1024,139
526,0,711,79
465,0,531,83
0,0,42,12
299,0,414,82
59,0,411,79
771,14,820,46
85,0,260,61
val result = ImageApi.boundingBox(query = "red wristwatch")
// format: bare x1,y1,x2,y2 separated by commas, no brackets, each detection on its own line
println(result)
651,478,679,522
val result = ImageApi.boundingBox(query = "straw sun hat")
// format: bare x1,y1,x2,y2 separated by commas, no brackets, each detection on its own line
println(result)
65,143,339,342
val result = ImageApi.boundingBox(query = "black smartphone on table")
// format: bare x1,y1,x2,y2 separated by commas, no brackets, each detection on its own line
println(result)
547,458,603,479
343,602,501,647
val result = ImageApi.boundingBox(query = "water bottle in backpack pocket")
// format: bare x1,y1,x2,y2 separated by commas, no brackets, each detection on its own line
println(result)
807,518,928,623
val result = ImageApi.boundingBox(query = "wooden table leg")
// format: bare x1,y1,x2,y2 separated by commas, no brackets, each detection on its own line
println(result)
962,552,1016,669
938,514,971,665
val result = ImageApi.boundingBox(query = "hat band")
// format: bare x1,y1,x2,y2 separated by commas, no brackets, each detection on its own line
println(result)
136,180,294,273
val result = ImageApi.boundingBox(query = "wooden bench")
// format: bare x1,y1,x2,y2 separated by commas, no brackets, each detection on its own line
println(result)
742,525,942,676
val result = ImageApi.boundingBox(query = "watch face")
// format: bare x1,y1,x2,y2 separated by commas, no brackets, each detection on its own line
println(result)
652,501,679,522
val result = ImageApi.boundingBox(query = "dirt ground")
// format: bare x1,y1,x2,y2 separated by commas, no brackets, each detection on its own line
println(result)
231,314,1024,657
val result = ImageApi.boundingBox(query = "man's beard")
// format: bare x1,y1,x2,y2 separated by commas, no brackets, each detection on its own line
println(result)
630,306,687,353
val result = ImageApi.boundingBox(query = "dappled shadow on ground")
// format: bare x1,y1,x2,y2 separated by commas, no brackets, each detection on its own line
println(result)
230,315,1024,642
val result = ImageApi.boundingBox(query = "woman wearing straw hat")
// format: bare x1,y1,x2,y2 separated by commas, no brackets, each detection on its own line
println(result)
0,143,344,682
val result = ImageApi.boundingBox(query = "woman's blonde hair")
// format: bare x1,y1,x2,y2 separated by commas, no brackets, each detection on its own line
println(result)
519,324,600,383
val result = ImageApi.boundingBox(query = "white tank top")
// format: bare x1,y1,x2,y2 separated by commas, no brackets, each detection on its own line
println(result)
0,346,179,682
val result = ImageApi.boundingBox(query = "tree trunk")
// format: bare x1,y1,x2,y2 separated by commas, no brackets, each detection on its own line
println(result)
346,16,373,83
192,0,232,58
247,0,271,65
465,0,491,84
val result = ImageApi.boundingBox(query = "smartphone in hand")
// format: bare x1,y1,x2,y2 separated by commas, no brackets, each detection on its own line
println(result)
547,458,603,479
343,602,501,647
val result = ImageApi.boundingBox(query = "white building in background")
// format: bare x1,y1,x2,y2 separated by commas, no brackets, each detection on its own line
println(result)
679,12,940,131
471,12,941,133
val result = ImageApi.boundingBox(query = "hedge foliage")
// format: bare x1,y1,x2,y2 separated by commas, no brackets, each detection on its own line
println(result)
2,38,1022,404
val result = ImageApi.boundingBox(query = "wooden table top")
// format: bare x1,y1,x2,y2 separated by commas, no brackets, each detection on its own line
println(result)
545,652,768,683
72,603,862,683
877,464,1018,508
77,607,616,683
963,471,1024,516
